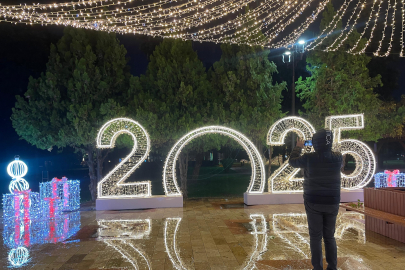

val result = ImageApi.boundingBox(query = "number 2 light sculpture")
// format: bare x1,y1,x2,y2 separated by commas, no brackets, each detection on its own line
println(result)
267,117,316,193
97,118,151,198
267,114,376,193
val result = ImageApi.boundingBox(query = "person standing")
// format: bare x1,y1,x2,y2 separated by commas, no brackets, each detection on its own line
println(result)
289,129,343,270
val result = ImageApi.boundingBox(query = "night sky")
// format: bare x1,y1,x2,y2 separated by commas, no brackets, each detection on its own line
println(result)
1,1,405,196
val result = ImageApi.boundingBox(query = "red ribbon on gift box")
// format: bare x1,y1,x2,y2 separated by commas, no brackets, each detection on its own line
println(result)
383,170,399,187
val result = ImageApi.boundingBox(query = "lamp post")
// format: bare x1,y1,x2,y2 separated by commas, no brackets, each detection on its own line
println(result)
283,39,306,150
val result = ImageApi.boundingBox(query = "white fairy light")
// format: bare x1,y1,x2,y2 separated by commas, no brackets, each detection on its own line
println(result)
324,0,365,52
348,0,380,54
0,0,403,55
272,0,329,49
401,0,405,57
267,117,316,193
163,126,265,196
97,118,151,198
325,114,376,189
306,0,354,51
352,0,385,55
374,0,395,57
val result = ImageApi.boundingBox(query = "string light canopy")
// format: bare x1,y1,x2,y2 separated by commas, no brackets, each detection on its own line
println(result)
0,0,403,55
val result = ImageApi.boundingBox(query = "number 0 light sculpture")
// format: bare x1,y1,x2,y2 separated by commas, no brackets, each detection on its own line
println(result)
163,126,265,195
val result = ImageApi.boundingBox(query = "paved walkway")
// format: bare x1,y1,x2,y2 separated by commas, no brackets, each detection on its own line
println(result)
1,198,404,269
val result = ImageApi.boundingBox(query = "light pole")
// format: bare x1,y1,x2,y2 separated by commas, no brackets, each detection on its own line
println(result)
283,39,306,150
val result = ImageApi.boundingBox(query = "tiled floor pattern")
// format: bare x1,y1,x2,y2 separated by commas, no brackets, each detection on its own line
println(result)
1,198,405,269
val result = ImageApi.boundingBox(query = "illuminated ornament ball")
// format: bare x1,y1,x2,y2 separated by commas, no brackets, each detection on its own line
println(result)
8,247,29,267
9,179,29,194
7,159,27,179
7,158,30,193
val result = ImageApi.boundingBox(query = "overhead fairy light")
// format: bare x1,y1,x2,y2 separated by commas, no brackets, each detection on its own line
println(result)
348,0,382,54
0,0,403,55
324,0,365,52
97,118,151,198
307,0,405,56
162,126,265,196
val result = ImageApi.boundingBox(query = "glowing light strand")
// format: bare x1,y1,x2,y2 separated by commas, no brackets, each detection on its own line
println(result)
401,0,405,56
324,0,365,52
271,0,329,49
348,0,380,54
306,0,354,50
374,0,392,56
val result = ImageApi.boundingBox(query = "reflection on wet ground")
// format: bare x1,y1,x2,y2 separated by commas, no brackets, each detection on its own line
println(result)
1,199,405,269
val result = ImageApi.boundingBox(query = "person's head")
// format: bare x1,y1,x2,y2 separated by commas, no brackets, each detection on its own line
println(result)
312,128,333,152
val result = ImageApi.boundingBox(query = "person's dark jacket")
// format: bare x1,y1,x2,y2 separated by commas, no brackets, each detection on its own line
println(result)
289,144,343,205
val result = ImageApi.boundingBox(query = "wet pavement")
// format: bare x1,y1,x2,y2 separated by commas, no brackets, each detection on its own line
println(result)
1,198,405,269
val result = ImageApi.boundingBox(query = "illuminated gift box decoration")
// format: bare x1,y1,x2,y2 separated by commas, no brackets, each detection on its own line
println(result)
2,190,41,220
40,177,80,211
41,197,63,219
374,170,405,188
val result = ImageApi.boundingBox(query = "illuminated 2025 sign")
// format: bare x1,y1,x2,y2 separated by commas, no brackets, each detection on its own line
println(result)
96,114,375,198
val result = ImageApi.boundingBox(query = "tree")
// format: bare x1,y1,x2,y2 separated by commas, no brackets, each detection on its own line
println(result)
129,39,225,197
11,27,131,201
296,3,405,142
210,43,287,178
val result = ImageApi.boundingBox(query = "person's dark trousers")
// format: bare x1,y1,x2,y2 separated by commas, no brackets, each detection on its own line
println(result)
304,201,340,270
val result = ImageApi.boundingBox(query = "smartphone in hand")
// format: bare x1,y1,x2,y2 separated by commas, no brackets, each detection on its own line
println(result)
304,140,312,147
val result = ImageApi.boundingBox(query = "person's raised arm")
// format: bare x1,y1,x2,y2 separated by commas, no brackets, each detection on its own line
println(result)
289,138,306,168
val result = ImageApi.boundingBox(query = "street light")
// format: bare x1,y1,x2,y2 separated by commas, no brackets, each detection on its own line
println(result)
282,39,307,150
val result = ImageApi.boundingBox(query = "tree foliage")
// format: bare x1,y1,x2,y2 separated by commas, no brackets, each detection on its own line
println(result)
210,44,287,153
11,27,131,200
296,3,405,141
129,39,226,196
